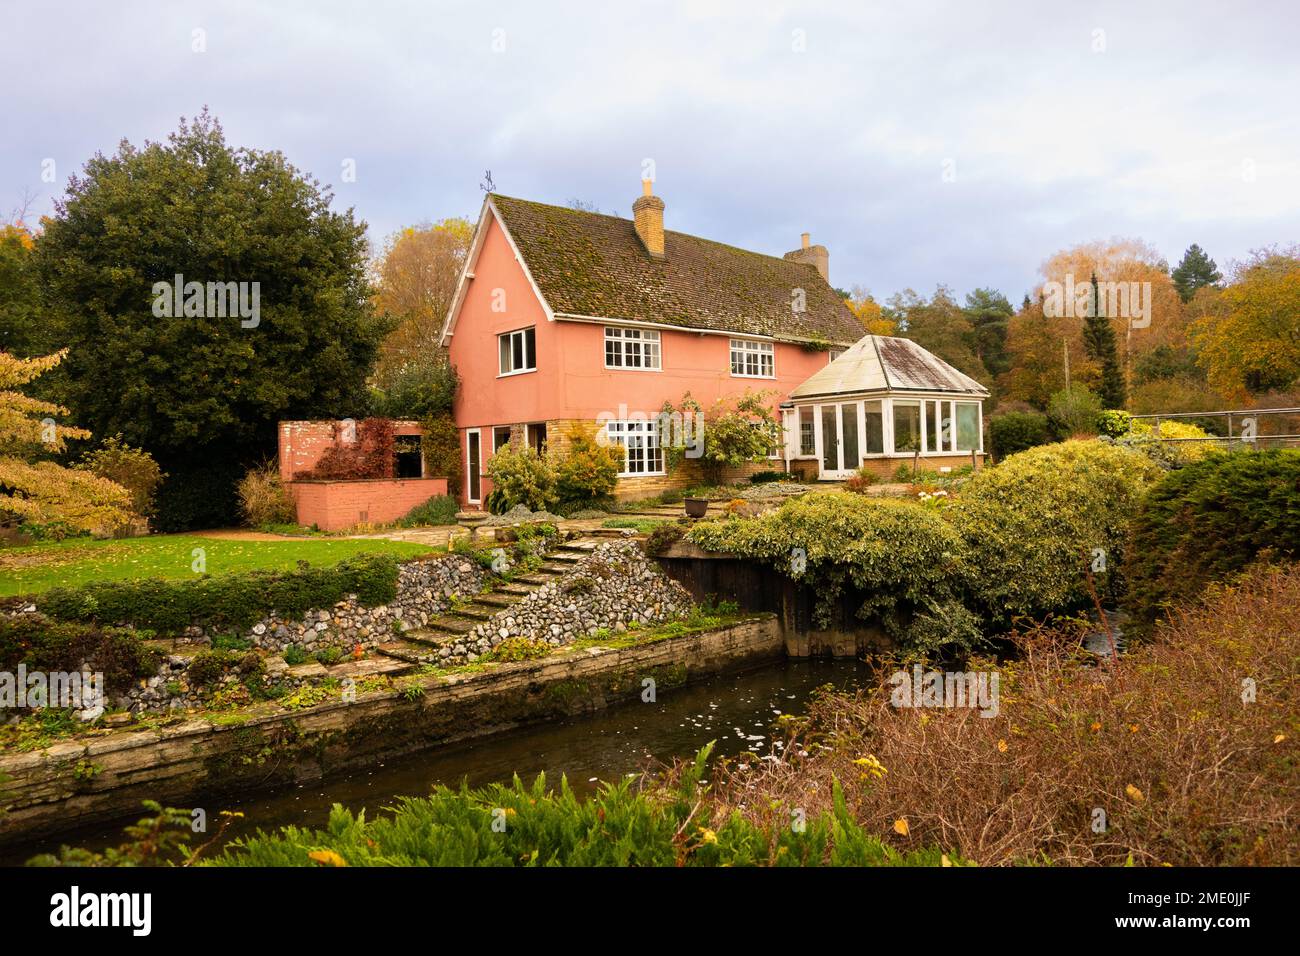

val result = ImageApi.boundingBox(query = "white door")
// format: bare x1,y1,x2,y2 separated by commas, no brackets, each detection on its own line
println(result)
817,402,861,478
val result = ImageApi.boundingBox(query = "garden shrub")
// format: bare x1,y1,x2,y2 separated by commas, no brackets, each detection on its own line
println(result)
553,426,620,514
78,437,165,519
947,440,1163,622
1046,385,1102,437
485,442,556,512
689,492,975,651
237,461,298,528
661,391,777,485
643,522,685,556
1095,409,1132,438
189,649,264,688
0,616,161,696
1125,449,1300,634
987,411,1055,460
398,494,459,527
749,470,793,484
34,552,399,635
843,465,878,494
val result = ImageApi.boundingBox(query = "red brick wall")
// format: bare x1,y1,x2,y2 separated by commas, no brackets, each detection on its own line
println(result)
287,477,449,531
279,419,426,481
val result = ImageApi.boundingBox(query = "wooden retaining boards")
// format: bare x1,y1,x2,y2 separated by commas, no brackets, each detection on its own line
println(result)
0,615,783,848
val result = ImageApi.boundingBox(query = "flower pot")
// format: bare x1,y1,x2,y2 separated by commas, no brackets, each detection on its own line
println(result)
684,497,709,518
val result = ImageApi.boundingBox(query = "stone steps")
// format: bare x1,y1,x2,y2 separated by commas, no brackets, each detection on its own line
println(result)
378,536,607,662
376,640,437,664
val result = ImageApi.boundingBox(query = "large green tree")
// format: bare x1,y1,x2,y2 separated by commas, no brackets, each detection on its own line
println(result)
36,111,385,528
1171,243,1222,303
962,287,1013,378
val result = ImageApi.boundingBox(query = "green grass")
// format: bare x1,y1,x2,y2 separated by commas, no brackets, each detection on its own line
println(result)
0,534,437,597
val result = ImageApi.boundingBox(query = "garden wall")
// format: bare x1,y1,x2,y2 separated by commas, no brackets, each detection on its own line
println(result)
278,419,424,480
0,616,784,847
286,477,448,531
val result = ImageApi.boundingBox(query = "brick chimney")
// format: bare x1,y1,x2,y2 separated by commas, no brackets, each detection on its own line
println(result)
632,179,665,259
784,232,829,282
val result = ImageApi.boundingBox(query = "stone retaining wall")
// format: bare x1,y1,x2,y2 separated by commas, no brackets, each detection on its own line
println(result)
436,541,693,665
0,616,784,848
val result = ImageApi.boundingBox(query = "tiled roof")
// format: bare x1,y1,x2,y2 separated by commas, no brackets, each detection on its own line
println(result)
789,335,989,399
490,194,865,345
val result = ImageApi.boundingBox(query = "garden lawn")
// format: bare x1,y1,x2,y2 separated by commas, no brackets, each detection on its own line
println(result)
0,535,436,597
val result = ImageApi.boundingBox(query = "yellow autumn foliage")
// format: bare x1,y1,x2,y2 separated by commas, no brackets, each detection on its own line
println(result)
1,349,132,536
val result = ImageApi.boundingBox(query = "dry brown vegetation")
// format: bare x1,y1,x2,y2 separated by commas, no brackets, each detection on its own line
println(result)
699,564,1299,865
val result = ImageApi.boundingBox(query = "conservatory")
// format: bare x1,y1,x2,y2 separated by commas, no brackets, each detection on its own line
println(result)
783,335,989,480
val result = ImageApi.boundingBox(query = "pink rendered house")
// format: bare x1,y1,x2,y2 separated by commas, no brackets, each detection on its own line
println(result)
439,182,985,505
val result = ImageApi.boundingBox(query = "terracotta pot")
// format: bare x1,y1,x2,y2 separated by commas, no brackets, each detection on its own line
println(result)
684,497,709,518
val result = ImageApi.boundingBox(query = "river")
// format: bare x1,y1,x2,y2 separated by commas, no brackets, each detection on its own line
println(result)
4,658,871,864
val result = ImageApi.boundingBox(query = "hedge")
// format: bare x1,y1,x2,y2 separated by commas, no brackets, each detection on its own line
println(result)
947,440,1163,622
0,616,163,696
988,411,1056,460
688,492,978,652
1125,449,1300,634
688,440,1164,650
32,552,399,635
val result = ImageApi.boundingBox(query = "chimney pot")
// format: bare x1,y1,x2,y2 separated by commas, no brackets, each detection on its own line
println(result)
632,180,666,259
784,233,830,282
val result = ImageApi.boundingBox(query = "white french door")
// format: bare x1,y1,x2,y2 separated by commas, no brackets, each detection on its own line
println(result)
815,402,861,478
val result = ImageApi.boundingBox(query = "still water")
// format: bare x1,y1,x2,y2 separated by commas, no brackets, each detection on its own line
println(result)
5,658,871,864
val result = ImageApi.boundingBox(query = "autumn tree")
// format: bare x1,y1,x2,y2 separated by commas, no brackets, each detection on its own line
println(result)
998,296,1078,410
844,285,896,335
1192,248,1300,398
0,350,132,536
1171,243,1222,303
1039,238,1186,369
371,218,473,387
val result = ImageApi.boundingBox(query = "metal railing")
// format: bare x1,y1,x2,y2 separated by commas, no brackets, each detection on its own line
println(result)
1129,407,1300,446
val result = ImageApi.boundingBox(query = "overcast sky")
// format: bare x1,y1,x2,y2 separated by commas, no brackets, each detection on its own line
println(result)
5,1,1299,303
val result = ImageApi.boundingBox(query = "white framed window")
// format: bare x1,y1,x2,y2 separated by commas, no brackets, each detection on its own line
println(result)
604,327,661,370
498,327,536,375
955,402,982,452
925,399,954,452
729,339,775,378
604,420,664,476
798,405,816,456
